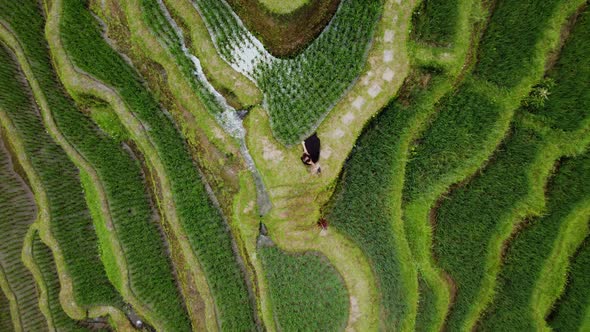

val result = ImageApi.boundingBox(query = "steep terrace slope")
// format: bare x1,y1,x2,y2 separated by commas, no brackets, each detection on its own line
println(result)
0,129,47,332
0,22,125,323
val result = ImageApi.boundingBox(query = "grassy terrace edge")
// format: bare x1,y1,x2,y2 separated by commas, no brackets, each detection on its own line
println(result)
5,1,195,330
44,0,215,329
116,0,417,330
51,0,259,329
402,0,586,330
0,127,47,332
0,25,130,327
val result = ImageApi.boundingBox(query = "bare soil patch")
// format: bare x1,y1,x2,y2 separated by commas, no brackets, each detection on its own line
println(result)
225,0,341,57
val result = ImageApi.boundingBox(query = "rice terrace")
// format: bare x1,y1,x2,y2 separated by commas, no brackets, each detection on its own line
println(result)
0,0,589,330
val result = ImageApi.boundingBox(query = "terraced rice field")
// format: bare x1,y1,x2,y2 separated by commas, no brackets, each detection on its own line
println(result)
0,0,589,331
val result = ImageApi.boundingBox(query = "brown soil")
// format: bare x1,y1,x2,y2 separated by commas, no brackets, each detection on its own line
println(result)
440,271,458,331
396,69,433,106
225,0,342,57
544,3,587,73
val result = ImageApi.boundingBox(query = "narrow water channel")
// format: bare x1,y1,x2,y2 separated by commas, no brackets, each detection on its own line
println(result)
156,0,271,215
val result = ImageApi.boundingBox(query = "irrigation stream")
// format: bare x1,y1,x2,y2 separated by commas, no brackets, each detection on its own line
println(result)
156,0,272,215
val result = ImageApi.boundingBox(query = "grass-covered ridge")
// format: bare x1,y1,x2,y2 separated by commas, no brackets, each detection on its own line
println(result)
0,2,196,329
479,150,590,331
0,132,47,332
2,0,590,330
0,23,122,314
28,230,91,332
259,246,349,331
192,0,383,144
58,0,257,329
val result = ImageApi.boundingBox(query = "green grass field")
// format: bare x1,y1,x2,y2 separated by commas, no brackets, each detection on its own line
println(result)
259,246,349,331
1,0,589,330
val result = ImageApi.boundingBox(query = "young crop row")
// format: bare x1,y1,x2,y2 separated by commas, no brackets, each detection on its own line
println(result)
0,20,121,312
550,233,590,331
0,286,14,331
327,102,420,330
477,9,590,330
259,246,349,332
5,1,193,329
140,0,228,118
60,0,257,329
193,0,383,144
0,134,47,332
402,1,583,329
29,230,90,331
479,151,590,331
0,290,14,332
429,2,588,329
411,0,464,46
433,124,559,331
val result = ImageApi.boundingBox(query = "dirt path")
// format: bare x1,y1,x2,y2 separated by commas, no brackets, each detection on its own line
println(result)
240,1,417,330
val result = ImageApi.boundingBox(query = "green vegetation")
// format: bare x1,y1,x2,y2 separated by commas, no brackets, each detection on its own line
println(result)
532,9,590,132
0,30,121,311
2,0,590,330
29,230,90,331
403,80,506,200
478,10,590,330
140,0,230,117
259,246,349,331
0,287,14,332
0,1,194,328
404,0,577,201
430,4,589,329
433,124,556,331
402,1,583,330
88,105,130,142
0,135,47,332
194,0,383,144
475,1,565,87
60,0,257,329
479,151,590,331
327,102,417,329
412,0,462,46
550,234,590,331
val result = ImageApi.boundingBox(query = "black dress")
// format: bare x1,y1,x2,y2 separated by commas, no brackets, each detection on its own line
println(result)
304,133,321,163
